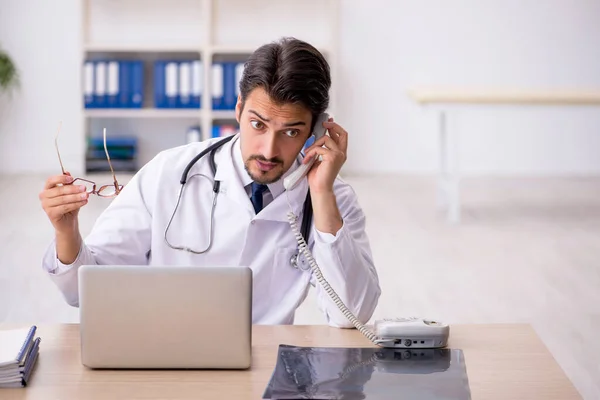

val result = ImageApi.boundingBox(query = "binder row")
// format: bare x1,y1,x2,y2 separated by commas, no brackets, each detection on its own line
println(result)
211,62,245,110
155,61,245,110
154,60,202,108
84,60,246,110
84,60,144,109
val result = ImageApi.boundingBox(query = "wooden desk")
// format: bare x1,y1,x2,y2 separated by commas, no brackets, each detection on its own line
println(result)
409,89,600,223
1,324,581,399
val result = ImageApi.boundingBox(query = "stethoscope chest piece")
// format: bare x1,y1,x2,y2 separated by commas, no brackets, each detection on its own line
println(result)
290,253,310,271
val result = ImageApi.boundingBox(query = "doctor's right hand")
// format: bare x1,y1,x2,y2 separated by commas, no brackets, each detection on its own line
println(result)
39,172,88,235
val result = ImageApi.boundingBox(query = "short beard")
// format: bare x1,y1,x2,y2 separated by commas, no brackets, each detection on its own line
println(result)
244,155,284,184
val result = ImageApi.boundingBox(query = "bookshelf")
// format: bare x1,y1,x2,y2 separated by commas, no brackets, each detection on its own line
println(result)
80,0,339,173
84,109,202,119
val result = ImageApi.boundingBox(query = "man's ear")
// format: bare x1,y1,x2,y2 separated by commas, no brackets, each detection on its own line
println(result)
235,94,243,123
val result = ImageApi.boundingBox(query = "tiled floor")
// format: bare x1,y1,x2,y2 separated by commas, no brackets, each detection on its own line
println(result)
1,173,598,398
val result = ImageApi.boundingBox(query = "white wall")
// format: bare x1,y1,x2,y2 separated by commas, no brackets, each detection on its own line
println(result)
1,0,600,176
0,0,83,175
338,0,600,176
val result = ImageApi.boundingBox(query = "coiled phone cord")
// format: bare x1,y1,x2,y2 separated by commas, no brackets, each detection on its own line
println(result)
286,209,380,345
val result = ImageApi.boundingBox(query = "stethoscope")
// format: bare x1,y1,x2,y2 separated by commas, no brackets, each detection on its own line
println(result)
164,134,313,271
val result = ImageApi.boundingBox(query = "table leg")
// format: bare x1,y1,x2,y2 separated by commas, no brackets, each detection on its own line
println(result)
438,110,461,223
448,111,461,223
437,111,449,211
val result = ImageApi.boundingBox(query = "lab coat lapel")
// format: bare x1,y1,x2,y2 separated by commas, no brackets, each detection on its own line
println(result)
213,135,255,215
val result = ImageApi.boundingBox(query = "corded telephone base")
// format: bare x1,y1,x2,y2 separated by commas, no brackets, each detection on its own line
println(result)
285,195,451,350
373,318,450,349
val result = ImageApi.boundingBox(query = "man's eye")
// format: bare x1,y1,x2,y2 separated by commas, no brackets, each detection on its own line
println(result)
251,120,264,129
284,130,298,138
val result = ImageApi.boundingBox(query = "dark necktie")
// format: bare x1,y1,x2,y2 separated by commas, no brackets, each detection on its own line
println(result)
250,182,268,214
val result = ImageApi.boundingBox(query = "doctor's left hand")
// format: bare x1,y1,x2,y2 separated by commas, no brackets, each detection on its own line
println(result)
303,117,348,195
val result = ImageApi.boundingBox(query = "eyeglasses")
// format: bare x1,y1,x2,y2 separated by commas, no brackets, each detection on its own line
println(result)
55,122,124,197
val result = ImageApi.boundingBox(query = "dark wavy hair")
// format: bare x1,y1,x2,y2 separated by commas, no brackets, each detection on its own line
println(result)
238,37,331,131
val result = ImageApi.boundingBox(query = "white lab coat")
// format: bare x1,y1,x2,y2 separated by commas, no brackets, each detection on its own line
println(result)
41,133,381,327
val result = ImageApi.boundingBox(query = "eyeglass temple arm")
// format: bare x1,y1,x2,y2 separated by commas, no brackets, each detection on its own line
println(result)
103,128,120,189
54,122,66,175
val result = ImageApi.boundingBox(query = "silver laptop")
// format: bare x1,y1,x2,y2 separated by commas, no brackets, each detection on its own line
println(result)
78,265,252,369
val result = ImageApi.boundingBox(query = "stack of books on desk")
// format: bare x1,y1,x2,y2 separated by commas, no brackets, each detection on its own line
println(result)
0,326,41,388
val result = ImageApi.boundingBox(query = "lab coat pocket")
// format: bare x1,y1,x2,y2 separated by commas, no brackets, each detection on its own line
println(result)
270,247,310,307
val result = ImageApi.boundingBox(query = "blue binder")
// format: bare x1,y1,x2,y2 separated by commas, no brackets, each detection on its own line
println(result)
165,61,178,108
106,61,119,108
118,61,131,108
154,61,166,108
83,61,95,108
17,326,37,365
130,61,143,108
94,61,107,108
154,60,178,108
222,62,237,110
178,61,192,108
20,337,41,387
191,60,202,109
212,62,225,110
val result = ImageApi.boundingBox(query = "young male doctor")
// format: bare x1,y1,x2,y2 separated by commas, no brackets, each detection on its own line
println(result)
39,37,381,328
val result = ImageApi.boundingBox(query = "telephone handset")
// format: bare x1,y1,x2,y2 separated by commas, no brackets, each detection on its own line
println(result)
284,113,450,349
283,112,330,191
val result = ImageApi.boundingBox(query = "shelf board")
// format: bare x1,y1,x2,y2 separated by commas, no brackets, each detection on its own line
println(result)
85,109,237,119
85,43,330,56
211,110,237,119
211,44,330,55
85,43,202,53
85,109,202,118
211,45,257,55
